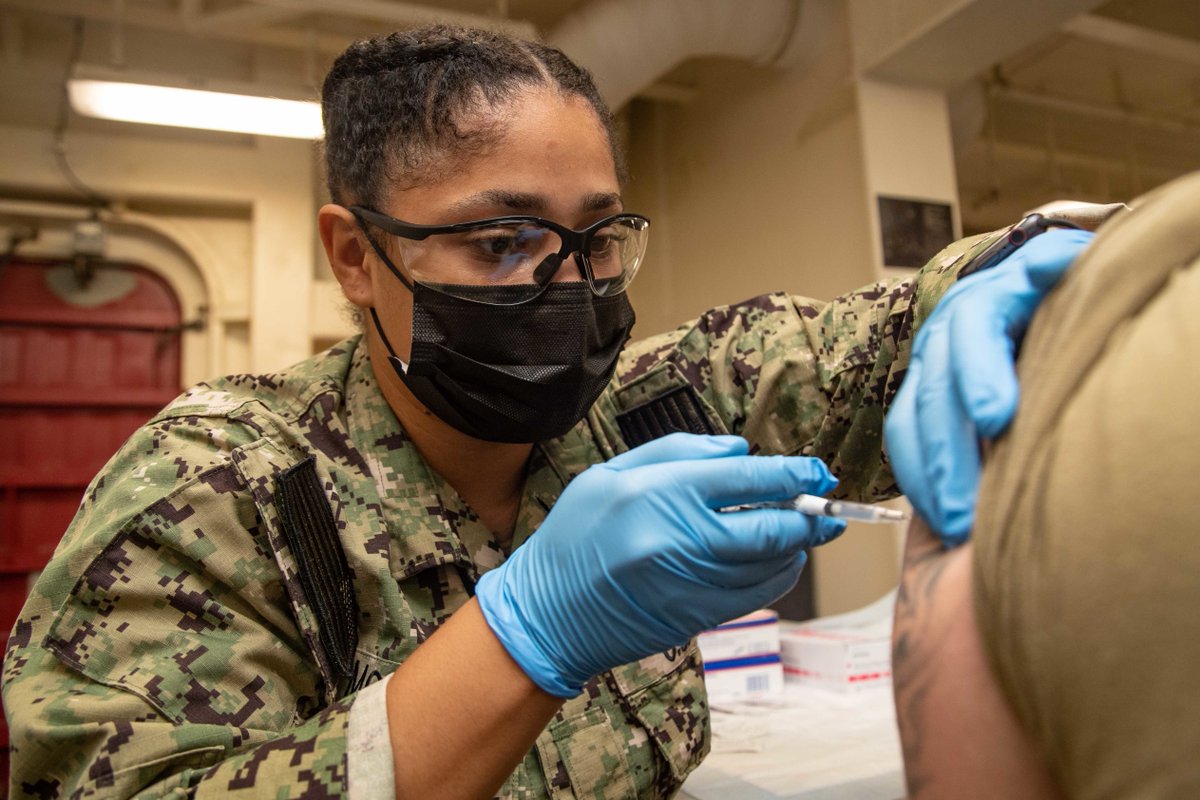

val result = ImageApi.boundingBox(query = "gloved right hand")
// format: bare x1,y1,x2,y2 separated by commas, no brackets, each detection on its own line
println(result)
475,433,845,698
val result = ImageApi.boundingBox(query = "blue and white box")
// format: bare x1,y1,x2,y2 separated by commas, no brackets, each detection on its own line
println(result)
697,609,784,703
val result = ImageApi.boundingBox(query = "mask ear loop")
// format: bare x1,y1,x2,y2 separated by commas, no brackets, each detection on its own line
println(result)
369,307,409,374
352,216,414,372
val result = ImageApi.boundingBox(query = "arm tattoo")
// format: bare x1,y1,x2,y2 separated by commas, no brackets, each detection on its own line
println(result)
892,517,959,797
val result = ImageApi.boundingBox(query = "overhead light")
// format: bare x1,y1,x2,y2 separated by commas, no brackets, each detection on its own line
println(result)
67,65,323,140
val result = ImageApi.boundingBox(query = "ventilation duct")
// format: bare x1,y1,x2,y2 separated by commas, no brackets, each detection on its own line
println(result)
547,0,835,109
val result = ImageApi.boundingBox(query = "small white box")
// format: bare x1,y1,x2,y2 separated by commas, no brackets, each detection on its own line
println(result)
697,609,780,662
779,591,895,693
780,629,890,691
698,609,783,703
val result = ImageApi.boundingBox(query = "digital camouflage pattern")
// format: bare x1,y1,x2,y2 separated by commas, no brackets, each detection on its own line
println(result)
2,231,993,798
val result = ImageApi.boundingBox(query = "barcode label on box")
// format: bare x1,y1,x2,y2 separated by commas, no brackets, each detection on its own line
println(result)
745,674,771,693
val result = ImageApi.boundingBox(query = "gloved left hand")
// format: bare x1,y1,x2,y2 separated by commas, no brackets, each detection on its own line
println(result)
884,229,1094,545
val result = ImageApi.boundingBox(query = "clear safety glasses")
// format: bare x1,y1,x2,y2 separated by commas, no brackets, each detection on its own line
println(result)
349,205,650,306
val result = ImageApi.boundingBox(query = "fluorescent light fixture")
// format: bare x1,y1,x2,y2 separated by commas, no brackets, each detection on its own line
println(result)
67,67,323,139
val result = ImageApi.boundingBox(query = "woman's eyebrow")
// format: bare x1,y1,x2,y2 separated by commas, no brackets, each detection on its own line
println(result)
448,190,544,215
581,192,623,212
446,190,624,217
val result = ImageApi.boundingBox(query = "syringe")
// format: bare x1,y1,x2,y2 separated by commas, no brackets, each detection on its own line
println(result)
721,494,909,524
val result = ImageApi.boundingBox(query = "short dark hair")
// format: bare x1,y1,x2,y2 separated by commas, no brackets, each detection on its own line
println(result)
321,24,624,208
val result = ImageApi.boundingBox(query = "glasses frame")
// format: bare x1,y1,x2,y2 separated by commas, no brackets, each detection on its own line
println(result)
348,205,650,300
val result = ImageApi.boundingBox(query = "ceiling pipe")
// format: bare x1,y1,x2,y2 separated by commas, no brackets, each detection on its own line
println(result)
242,0,536,40
1063,14,1200,69
994,85,1200,135
547,0,835,109
1,0,533,55
190,4,307,34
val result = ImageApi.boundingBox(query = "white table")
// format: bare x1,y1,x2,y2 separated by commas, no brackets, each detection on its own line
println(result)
679,681,905,800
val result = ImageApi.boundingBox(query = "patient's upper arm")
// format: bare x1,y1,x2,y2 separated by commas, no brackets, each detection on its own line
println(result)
891,518,1062,800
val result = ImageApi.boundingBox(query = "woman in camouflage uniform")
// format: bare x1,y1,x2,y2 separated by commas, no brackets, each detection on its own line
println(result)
2,24,1090,800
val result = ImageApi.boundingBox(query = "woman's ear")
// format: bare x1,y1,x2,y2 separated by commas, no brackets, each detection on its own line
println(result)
319,204,374,307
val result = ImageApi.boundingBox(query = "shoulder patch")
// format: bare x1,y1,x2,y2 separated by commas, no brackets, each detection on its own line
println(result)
616,386,716,448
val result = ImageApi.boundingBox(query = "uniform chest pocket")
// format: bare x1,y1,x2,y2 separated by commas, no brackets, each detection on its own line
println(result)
609,642,711,788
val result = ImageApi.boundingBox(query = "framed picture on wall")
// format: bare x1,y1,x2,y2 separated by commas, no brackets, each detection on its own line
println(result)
877,195,955,269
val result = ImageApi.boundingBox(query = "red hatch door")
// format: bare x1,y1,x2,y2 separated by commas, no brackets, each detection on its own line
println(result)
0,258,185,760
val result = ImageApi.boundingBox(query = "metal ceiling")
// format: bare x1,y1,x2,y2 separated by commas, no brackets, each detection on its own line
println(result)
0,0,1197,231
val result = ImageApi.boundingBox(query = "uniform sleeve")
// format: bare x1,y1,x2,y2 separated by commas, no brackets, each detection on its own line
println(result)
617,232,994,502
346,674,398,797
1,409,362,798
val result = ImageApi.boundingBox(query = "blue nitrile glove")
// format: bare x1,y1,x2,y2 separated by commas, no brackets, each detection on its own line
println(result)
884,229,1095,545
475,433,845,698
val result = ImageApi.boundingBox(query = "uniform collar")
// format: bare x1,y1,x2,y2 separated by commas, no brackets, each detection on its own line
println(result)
344,337,571,577
343,338,616,572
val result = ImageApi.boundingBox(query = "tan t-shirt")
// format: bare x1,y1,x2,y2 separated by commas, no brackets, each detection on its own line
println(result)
973,171,1200,799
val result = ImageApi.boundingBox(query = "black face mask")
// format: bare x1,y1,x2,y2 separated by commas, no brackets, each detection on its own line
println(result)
371,281,635,443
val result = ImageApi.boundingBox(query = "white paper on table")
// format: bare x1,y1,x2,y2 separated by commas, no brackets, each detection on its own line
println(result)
683,681,903,799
